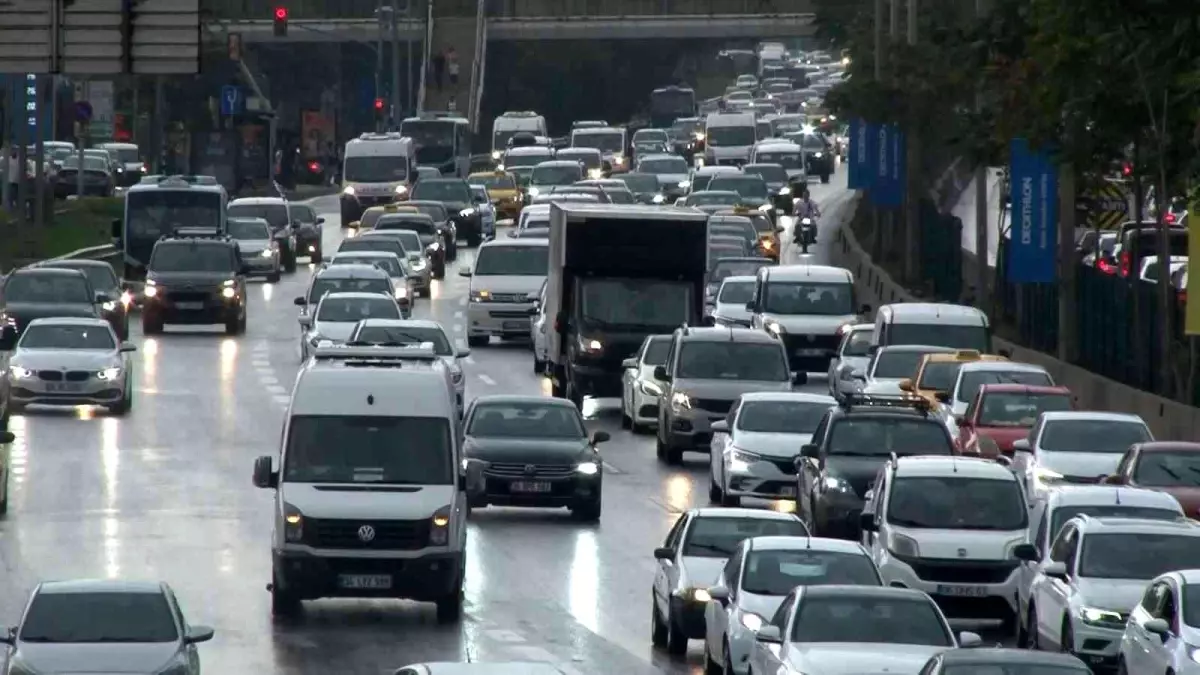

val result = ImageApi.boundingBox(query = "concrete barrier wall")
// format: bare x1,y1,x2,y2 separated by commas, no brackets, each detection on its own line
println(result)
831,194,1200,441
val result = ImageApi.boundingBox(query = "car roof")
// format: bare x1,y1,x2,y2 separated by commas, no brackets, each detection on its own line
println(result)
921,350,1004,364
694,166,742,175
315,264,389,278
1174,569,1200,585
25,316,111,328
679,326,780,344
958,361,1047,374
689,507,802,521
718,275,756,286
333,251,400,259
709,215,753,224
978,383,1070,395
1074,516,1200,535
755,141,803,151
558,147,601,154
1040,411,1146,424
1136,441,1200,454
937,648,1088,668
877,344,957,354
318,291,394,302
799,585,929,601
472,394,579,409
879,302,986,321
479,238,548,249
894,455,1017,480
737,391,836,406
356,318,444,330
38,579,165,594
228,197,286,206
10,267,87,278
40,259,111,268
378,212,435,222
762,264,852,283
639,153,684,162
1046,485,1184,509
713,256,770,265
402,664,570,675
505,146,553,155
748,536,866,554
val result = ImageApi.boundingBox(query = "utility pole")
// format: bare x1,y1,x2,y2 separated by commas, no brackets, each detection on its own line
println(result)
902,0,918,283
390,5,401,129
375,0,385,133
33,76,46,228
871,0,884,260
974,0,989,308
404,0,413,115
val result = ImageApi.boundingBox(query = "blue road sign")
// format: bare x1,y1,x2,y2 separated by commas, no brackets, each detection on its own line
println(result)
847,119,864,190
220,85,244,116
1007,138,1059,283
73,100,93,123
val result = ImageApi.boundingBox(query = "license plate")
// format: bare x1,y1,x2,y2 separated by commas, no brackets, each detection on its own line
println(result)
796,348,825,356
779,486,797,497
936,585,989,597
502,321,527,330
510,481,551,493
46,382,82,393
338,574,392,590
175,302,203,310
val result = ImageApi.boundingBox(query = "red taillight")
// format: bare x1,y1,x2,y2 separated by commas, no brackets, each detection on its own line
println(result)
1122,163,1132,176
308,161,319,172
1180,290,1187,305
1165,212,1176,224
1098,259,1115,274
1120,250,1131,277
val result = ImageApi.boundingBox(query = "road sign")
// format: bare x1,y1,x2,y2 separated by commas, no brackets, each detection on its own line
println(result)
73,100,93,122
1081,180,1132,230
221,85,244,116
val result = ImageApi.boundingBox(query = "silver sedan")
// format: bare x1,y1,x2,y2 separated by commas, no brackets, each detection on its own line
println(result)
7,317,135,415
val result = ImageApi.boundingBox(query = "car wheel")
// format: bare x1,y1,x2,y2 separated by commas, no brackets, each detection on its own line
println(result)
703,641,722,675
708,476,722,504
620,395,632,429
651,598,668,647
283,249,297,273
310,246,322,264
435,577,464,624
821,173,830,184
1027,607,1041,650
270,577,302,618
108,384,132,416
571,498,601,522
467,335,488,348
666,609,688,656
566,380,584,410
1060,619,1074,655
141,314,163,335
267,270,281,283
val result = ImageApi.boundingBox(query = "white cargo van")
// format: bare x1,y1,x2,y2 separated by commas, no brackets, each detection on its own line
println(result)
340,132,416,225
872,302,993,353
491,111,548,159
704,112,757,166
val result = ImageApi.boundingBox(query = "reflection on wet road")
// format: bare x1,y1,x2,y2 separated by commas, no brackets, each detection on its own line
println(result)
0,174,966,674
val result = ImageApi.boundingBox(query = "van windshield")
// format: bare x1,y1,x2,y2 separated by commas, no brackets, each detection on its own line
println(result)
284,415,453,484
888,323,989,351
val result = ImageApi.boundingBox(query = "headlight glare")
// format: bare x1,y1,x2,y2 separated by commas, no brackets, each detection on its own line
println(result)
459,208,475,217
740,612,765,631
576,461,600,475
96,367,121,381
342,185,356,196
670,391,692,411
260,248,274,258
101,301,116,311
221,287,236,299
9,366,33,379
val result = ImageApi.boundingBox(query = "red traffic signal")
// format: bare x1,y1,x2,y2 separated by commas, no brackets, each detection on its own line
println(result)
274,6,287,19
373,98,384,111
273,6,288,36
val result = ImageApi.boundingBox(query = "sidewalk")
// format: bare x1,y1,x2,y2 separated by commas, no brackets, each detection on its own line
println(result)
949,165,1007,270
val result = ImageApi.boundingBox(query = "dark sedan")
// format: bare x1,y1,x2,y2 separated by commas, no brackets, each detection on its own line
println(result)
462,395,609,521
37,259,130,340
0,268,108,339
404,200,459,261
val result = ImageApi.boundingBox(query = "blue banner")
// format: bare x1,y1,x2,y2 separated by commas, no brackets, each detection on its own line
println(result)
891,125,906,207
872,124,904,208
1007,138,1059,283
863,121,879,195
847,118,864,189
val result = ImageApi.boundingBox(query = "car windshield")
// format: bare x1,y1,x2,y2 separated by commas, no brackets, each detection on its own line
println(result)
1183,585,1200,627
284,415,453,484
718,280,755,304
1049,506,1180,544
531,165,583,186
332,256,404,277
1040,419,1151,453
753,151,803,170
350,324,451,354
369,232,422,253
1134,451,1200,488
976,392,1072,426
888,477,1027,530
504,152,552,168
872,349,942,379
687,191,741,206
473,245,548,275
642,337,671,365
148,243,233,273
290,204,317,223
106,147,140,163
1080,532,1200,579
343,155,409,183
376,217,436,236
411,180,470,203
763,281,852,315
227,203,290,229
558,152,601,169
467,402,586,439
744,165,787,182
682,517,807,557
676,342,788,381
888,323,989,351
741,550,881,595
19,591,178,643
634,130,669,143
842,330,872,357
827,419,953,456
473,174,516,189
408,203,450,221
317,297,400,322
619,173,660,193
640,157,689,174
916,361,962,391
126,191,223,240
956,369,1052,403
737,400,830,434
671,119,701,135
19,324,115,350
307,277,391,303
707,126,757,146
790,595,952,646
43,264,117,291
227,219,270,239
709,177,768,199
793,134,827,150
580,279,691,329
338,238,407,257
572,131,623,153
711,259,770,282
604,188,635,204
63,157,108,171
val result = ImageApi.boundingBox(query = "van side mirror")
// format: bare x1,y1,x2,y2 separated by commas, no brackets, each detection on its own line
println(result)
1012,543,1039,561
293,296,307,306
744,301,755,311
707,585,730,605
935,392,950,403
755,626,782,643
119,342,137,353
711,421,729,433
316,216,325,224
251,455,277,489
1145,617,1171,636
653,547,673,561
799,443,819,458
110,218,122,239
94,292,112,304
621,358,637,369
653,365,669,381
701,315,715,327
859,303,872,314
298,315,312,328
184,625,215,643
1103,474,1126,485
1012,439,1031,453
898,378,913,392
456,347,471,358
859,512,877,532
459,268,472,277
1043,561,1068,580
0,324,16,351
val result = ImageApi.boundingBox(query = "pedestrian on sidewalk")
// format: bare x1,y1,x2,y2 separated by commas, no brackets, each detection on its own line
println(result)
447,48,460,88
432,51,446,92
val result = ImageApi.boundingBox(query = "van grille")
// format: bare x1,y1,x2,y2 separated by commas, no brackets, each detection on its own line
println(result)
305,518,430,550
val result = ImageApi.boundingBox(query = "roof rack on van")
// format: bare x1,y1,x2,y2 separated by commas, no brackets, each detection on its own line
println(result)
838,393,932,414
501,111,540,118
357,132,405,141
311,344,439,363
140,174,219,186
161,228,230,241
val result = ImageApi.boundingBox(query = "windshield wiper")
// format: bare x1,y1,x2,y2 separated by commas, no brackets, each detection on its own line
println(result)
685,542,732,555
888,517,936,528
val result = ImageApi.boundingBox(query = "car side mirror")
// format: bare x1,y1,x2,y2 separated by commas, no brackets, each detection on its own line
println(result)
859,512,877,532
653,365,669,381
1012,543,1039,561
0,627,13,645
459,268,472,277
774,225,784,233
935,392,950,403
744,301,755,311
898,378,913,392
792,371,808,385
94,292,112,304
461,459,485,496
251,455,277,489
755,626,782,643
998,348,1012,358
707,585,730,605
591,431,610,444
653,546,674,561
799,443,819,459
957,631,982,647
701,315,716,327
316,216,325,224
711,420,729,433
954,414,968,426
621,358,637,369
868,344,879,354
1043,561,1068,580
1145,617,1171,636
185,625,215,643
293,296,306,306
119,342,137,353
298,315,312,328
859,303,872,314
0,325,16,351
110,218,122,239
1011,439,1031,453
456,348,471,358
0,432,14,445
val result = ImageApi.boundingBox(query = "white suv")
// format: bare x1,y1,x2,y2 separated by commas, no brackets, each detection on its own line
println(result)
251,344,474,621
860,455,1027,632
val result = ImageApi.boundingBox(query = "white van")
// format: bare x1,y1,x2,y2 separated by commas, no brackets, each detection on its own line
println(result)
252,344,474,621
704,112,757,166
340,132,416,225
491,111,547,159
872,302,992,353
569,126,628,172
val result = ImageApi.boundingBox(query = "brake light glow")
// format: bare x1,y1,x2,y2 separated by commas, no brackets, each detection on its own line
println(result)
1165,212,1176,224
1122,163,1132,176
308,161,320,172
1120,250,1132,277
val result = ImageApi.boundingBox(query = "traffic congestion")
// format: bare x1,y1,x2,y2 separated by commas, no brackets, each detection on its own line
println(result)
1,43,1198,675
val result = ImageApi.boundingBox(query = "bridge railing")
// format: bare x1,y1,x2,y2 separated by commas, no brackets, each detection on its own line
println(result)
204,0,795,20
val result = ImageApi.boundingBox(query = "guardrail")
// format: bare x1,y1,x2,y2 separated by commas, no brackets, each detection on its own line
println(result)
204,0,801,20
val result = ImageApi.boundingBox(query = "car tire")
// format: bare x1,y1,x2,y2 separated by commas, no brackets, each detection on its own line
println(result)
435,581,464,624
793,371,808,385
631,421,650,435
571,498,601,522
283,249,297,273
467,335,488,348
620,401,632,429
267,270,281,283
1027,607,1041,650
821,173,830,184
466,231,481,248
708,477,722,504
703,643,722,675
566,380,584,411
108,385,132,416
310,246,322,264
270,578,301,618
666,610,688,656
434,263,446,280
651,599,668,648
447,240,458,261
1060,619,1074,655
141,314,163,335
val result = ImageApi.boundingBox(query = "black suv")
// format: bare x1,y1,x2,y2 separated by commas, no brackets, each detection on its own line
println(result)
793,395,954,539
141,232,249,335
409,178,483,247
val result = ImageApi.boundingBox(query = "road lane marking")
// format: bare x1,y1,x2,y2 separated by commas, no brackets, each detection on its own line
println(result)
453,323,463,333
459,297,467,306
602,461,619,474
477,374,496,385
454,310,463,319
482,629,527,643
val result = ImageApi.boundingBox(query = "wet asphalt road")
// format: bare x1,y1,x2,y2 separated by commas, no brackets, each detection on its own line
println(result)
0,173,968,674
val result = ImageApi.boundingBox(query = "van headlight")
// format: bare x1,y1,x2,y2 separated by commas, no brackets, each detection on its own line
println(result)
888,533,920,557
342,185,356,196
758,203,772,212
394,286,408,299
144,279,158,297
430,505,452,545
677,180,691,189
460,208,476,218
492,150,502,160
778,186,792,195
588,168,603,179
221,286,237,299
102,301,116,311
577,336,602,353
670,391,692,412
652,194,665,203
576,461,599,475
283,503,304,542
529,187,540,196
260,248,274,258
764,320,784,336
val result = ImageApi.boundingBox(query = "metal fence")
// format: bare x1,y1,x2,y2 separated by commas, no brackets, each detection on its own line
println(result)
204,0,795,20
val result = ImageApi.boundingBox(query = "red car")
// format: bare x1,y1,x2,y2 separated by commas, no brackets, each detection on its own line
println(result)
1104,442,1200,517
955,383,1075,458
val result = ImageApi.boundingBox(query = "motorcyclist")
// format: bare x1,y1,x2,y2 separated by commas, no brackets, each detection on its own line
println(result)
794,188,820,248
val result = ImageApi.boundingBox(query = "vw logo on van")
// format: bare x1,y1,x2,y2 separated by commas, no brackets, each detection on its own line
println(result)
357,525,376,542
523,464,537,476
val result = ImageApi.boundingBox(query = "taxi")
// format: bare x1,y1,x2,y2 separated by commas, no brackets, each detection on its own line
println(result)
347,202,418,230
898,350,1008,413
717,206,780,261
468,170,523,220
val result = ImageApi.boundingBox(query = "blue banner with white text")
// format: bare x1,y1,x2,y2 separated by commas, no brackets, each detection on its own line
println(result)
847,118,864,189
868,123,903,208
1007,138,1059,283
862,121,879,195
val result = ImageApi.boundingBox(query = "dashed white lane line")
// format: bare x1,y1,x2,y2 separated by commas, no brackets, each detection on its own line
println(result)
454,310,463,319
252,340,289,407
459,297,467,306
477,374,496,386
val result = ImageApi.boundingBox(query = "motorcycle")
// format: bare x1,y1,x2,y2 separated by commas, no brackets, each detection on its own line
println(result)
795,217,817,254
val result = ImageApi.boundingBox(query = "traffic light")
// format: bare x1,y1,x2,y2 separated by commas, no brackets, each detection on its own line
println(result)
273,6,288,36
374,98,384,116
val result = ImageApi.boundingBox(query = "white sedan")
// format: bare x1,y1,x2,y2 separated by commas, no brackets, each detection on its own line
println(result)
619,334,671,433
299,292,402,361
1120,569,1200,675
6,317,135,416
